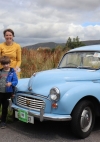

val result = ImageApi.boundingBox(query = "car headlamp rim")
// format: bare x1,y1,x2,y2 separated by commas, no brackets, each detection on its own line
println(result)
50,87,60,101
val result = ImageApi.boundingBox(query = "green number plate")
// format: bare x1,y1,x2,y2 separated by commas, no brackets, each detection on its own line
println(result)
18,109,28,123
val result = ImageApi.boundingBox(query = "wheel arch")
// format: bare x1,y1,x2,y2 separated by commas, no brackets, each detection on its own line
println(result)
71,96,100,117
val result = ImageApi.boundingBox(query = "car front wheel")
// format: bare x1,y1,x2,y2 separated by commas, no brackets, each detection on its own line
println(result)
71,100,95,138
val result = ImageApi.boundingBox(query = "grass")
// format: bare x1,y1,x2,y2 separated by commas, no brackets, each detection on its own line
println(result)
21,48,68,78
0,106,14,123
7,109,14,123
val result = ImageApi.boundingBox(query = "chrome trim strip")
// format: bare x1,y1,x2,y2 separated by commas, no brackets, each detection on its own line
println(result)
17,91,50,100
12,104,72,121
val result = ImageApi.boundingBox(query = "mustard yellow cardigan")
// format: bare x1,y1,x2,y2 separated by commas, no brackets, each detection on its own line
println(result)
0,42,21,78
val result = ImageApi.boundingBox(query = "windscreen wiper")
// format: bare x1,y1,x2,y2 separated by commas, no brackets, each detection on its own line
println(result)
77,66,95,70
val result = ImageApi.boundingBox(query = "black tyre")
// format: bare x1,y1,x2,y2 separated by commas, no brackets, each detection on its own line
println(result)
71,100,95,138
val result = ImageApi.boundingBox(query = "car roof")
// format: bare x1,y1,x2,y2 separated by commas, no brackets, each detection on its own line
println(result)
68,44,100,52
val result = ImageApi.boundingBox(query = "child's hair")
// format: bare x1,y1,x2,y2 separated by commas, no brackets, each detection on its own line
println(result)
0,56,11,65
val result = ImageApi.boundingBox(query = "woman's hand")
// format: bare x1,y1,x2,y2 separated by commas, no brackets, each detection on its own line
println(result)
14,67,21,73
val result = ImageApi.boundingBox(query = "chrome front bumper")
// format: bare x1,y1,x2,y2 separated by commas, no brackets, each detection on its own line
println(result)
12,104,72,122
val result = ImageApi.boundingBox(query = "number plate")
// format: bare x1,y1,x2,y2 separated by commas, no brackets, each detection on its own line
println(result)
18,109,28,123
16,110,34,124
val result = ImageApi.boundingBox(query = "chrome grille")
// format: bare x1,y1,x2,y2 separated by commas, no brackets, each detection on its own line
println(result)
17,95,45,111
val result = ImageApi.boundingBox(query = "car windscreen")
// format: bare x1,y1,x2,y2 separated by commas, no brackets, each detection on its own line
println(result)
58,51,100,70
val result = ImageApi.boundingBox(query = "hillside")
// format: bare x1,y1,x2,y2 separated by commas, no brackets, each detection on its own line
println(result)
23,42,65,49
23,40,100,49
82,40,100,45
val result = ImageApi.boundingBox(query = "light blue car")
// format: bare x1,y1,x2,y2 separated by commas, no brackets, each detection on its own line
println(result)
12,45,100,138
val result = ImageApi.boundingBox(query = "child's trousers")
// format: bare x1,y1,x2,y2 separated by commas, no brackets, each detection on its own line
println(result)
0,92,12,123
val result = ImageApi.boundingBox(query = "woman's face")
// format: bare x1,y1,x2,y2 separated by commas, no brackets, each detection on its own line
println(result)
4,31,13,43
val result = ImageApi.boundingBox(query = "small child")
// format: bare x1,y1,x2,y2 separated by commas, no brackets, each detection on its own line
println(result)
0,56,18,128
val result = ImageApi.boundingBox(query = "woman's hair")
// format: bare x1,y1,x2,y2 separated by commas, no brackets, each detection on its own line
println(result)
0,56,11,65
3,29,15,37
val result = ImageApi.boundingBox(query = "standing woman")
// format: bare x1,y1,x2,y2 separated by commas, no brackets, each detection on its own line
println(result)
0,29,21,78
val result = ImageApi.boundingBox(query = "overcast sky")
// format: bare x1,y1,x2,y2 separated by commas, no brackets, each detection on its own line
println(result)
0,0,100,47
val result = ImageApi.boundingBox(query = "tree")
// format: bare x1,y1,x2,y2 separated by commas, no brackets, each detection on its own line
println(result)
65,36,85,49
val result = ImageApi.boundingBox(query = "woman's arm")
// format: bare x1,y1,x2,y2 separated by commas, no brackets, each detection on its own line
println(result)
16,45,21,68
15,45,21,72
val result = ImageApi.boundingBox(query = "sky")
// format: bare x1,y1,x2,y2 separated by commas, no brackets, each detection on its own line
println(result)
0,0,100,47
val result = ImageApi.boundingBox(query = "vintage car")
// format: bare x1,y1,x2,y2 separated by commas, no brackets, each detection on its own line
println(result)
12,44,100,138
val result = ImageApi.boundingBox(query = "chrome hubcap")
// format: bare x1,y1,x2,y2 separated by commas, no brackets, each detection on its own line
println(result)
80,107,92,132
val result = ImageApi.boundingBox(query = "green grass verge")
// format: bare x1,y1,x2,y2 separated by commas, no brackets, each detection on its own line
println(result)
0,106,14,123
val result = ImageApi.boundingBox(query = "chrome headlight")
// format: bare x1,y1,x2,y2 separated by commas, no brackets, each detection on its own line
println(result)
50,87,60,101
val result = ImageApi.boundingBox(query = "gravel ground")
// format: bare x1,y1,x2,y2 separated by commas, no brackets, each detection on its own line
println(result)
0,118,100,142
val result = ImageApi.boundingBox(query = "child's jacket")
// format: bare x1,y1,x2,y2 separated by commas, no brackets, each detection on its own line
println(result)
0,68,18,93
